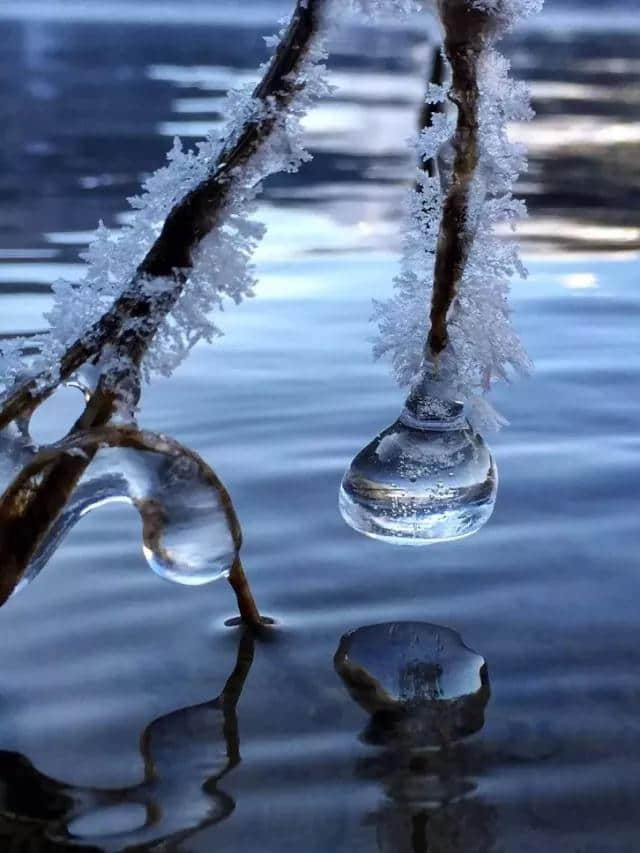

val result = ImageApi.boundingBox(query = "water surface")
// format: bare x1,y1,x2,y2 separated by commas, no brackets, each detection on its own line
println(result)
0,3,639,851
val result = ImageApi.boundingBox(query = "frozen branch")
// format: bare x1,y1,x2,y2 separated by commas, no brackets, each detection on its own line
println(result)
427,0,492,357
374,0,541,429
0,0,328,430
0,0,331,624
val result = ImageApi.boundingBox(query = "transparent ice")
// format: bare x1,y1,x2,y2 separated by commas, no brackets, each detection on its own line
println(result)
9,429,239,598
339,367,497,545
334,621,490,742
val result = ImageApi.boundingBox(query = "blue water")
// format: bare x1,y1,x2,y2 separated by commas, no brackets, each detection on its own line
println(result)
0,3,639,851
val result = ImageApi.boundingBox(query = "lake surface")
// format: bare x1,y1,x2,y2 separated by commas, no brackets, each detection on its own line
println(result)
0,2,639,851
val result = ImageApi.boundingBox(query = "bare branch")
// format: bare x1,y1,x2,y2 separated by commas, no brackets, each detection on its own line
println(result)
426,0,492,358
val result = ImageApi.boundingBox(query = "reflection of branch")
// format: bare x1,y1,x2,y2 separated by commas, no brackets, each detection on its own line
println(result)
427,0,492,357
0,628,255,851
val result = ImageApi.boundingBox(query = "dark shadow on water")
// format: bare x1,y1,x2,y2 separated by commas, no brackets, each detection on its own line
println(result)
0,627,255,852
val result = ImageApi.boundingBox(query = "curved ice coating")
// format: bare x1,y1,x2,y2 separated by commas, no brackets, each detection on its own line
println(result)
11,427,241,597
0,422,36,495
64,363,102,403
339,371,497,545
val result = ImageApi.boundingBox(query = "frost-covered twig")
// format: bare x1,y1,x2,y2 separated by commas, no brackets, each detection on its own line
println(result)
0,0,329,429
427,0,490,356
0,0,331,623
374,0,541,429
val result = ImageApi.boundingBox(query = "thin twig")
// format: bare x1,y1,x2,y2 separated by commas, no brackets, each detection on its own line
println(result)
0,0,328,430
0,0,328,622
426,0,492,358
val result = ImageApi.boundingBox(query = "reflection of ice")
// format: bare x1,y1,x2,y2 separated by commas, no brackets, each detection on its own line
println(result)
371,787,496,853
0,627,255,851
337,622,495,853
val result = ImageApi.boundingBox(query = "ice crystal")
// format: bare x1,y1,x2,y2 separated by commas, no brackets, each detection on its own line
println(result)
374,0,542,429
347,0,422,15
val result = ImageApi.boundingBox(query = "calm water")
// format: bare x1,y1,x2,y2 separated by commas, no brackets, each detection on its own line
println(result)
0,2,639,851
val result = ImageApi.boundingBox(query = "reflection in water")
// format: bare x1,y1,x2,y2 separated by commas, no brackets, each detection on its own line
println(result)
0,627,254,851
336,622,495,852
358,745,496,853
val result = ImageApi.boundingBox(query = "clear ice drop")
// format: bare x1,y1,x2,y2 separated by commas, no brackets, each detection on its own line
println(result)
339,370,497,545
10,427,240,597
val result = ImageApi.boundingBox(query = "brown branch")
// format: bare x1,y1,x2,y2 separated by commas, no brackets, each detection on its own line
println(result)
227,557,263,628
0,0,327,430
0,0,327,625
0,427,244,604
426,0,493,358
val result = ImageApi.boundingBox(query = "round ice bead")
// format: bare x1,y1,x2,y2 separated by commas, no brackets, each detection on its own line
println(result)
339,371,497,545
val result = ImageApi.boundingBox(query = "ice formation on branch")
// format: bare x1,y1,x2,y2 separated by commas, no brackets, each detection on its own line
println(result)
374,0,542,429
0,0,447,402
0,4,335,395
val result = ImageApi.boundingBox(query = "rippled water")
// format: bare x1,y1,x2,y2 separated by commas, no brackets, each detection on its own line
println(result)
0,3,639,851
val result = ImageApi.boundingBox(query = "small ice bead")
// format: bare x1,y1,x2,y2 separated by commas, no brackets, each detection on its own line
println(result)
339,380,497,545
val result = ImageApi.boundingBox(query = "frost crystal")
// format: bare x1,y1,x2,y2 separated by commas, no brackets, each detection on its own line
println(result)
349,0,422,14
374,0,542,429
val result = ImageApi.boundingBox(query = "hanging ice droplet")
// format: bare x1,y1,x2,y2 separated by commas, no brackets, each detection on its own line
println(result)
339,368,497,545
10,427,240,597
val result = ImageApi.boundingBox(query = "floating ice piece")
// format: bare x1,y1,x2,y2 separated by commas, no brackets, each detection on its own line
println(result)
6,427,240,598
334,621,490,743
339,368,497,545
